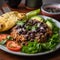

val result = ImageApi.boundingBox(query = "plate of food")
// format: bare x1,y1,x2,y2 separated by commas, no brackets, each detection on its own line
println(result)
0,9,60,56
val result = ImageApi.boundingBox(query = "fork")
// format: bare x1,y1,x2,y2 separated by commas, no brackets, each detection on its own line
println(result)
0,4,11,15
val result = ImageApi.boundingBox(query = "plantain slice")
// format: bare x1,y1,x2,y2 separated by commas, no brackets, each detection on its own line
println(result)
0,11,26,32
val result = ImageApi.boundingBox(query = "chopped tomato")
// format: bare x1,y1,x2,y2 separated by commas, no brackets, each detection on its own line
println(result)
0,34,8,41
6,41,21,51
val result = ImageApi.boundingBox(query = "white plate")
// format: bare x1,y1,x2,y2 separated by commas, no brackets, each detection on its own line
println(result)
0,15,60,56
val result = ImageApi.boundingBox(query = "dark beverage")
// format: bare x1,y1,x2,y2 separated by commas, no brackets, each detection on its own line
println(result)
8,0,21,8
25,0,42,10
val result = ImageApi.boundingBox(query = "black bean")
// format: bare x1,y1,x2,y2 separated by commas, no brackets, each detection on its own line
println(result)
36,28,40,32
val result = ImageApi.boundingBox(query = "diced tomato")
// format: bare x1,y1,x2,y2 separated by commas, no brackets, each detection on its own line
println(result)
0,34,8,41
6,41,21,51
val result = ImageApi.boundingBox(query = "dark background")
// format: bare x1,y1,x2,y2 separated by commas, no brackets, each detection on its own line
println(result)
5,0,60,4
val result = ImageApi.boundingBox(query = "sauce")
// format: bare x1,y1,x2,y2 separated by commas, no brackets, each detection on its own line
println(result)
44,7,60,13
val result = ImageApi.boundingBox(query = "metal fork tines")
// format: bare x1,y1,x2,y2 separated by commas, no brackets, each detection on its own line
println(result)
2,6,11,13
0,10,3,15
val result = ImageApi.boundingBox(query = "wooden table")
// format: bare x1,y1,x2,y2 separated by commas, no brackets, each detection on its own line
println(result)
0,3,60,60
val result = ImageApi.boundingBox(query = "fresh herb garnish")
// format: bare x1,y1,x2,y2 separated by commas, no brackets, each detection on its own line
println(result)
0,39,7,45
0,35,13,45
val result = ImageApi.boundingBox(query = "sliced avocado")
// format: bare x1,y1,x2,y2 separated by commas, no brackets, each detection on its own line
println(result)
46,21,53,29
30,16,44,22
26,9,40,19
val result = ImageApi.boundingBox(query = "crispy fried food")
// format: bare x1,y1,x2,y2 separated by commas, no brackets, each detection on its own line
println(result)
0,11,26,32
